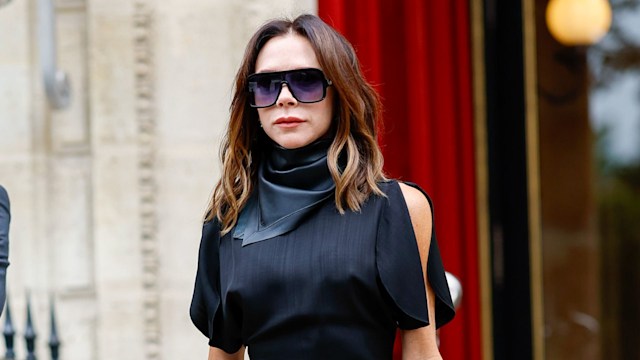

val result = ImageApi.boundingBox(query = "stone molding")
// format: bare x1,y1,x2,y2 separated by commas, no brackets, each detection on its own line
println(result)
56,0,85,11
133,1,161,358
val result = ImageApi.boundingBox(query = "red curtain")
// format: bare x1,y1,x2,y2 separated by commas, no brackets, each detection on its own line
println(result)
319,1,482,359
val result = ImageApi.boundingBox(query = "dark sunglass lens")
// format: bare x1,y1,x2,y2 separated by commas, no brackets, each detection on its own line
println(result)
250,74,281,107
287,70,325,103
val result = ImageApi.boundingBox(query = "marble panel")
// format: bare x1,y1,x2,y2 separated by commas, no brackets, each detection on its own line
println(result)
49,156,94,291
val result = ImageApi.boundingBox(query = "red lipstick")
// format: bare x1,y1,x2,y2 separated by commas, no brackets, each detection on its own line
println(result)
274,117,305,127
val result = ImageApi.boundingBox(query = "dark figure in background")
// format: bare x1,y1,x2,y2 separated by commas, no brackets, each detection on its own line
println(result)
0,185,10,316
190,14,455,360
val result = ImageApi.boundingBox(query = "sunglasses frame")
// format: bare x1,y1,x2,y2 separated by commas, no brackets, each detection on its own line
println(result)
247,68,333,108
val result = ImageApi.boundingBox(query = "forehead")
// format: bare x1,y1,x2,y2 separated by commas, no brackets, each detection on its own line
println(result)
255,33,321,73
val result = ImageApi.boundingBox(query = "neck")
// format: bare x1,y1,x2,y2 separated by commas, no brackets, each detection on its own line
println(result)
264,138,333,189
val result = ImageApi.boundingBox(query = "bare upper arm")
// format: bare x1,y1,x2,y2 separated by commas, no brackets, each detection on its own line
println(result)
398,183,441,359
208,346,245,360
398,182,433,266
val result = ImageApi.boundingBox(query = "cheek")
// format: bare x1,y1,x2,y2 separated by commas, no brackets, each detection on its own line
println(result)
257,108,268,124
324,105,334,128
323,91,335,127
311,102,333,132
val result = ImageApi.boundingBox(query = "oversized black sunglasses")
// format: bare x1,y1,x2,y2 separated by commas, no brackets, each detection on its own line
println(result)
247,68,332,108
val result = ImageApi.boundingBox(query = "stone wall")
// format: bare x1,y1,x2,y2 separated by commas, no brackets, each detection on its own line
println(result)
0,0,316,358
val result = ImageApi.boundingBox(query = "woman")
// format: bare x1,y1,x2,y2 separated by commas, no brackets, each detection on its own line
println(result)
190,14,455,360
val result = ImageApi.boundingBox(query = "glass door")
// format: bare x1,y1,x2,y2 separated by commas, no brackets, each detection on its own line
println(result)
535,1,640,359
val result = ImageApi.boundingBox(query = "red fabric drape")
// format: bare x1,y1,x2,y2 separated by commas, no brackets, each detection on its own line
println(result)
319,1,482,359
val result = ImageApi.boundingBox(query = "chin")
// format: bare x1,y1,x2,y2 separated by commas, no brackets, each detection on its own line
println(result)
277,142,308,150
273,137,314,150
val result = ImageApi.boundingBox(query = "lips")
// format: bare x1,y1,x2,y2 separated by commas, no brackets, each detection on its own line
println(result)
274,117,305,128
275,116,304,124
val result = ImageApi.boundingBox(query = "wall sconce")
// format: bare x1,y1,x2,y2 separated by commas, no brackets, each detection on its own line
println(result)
546,0,612,46
38,0,71,109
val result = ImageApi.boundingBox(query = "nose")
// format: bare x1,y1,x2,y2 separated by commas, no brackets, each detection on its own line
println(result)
277,83,297,107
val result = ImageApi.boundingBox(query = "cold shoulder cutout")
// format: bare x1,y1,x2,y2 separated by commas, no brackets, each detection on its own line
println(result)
375,181,455,329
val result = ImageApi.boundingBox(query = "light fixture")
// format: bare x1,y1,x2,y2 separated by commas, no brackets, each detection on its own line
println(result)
546,0,612,46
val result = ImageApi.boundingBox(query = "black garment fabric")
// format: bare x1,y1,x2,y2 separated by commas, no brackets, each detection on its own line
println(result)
0,185,10,316
190,181,455,360
234,139,336,246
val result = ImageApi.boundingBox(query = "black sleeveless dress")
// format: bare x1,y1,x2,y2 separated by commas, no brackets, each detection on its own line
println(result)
190,142,455,360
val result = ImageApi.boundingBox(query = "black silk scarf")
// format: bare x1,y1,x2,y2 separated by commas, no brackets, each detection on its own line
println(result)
234,139,336,246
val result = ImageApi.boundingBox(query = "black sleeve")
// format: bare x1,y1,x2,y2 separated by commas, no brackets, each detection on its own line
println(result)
190,220,221,340
189,220,242,352
376,182,455,329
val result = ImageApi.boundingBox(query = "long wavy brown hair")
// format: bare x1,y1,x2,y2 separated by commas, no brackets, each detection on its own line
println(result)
207,14,386,234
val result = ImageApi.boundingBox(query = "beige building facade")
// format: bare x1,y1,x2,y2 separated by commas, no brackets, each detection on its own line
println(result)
0,0,315,358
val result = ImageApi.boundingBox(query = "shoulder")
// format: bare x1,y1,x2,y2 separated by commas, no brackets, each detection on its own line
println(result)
0,186,8,212
397,182,433,234
202,218,221,239
379,180,432,221
398,183,431,214
376,180,433,237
